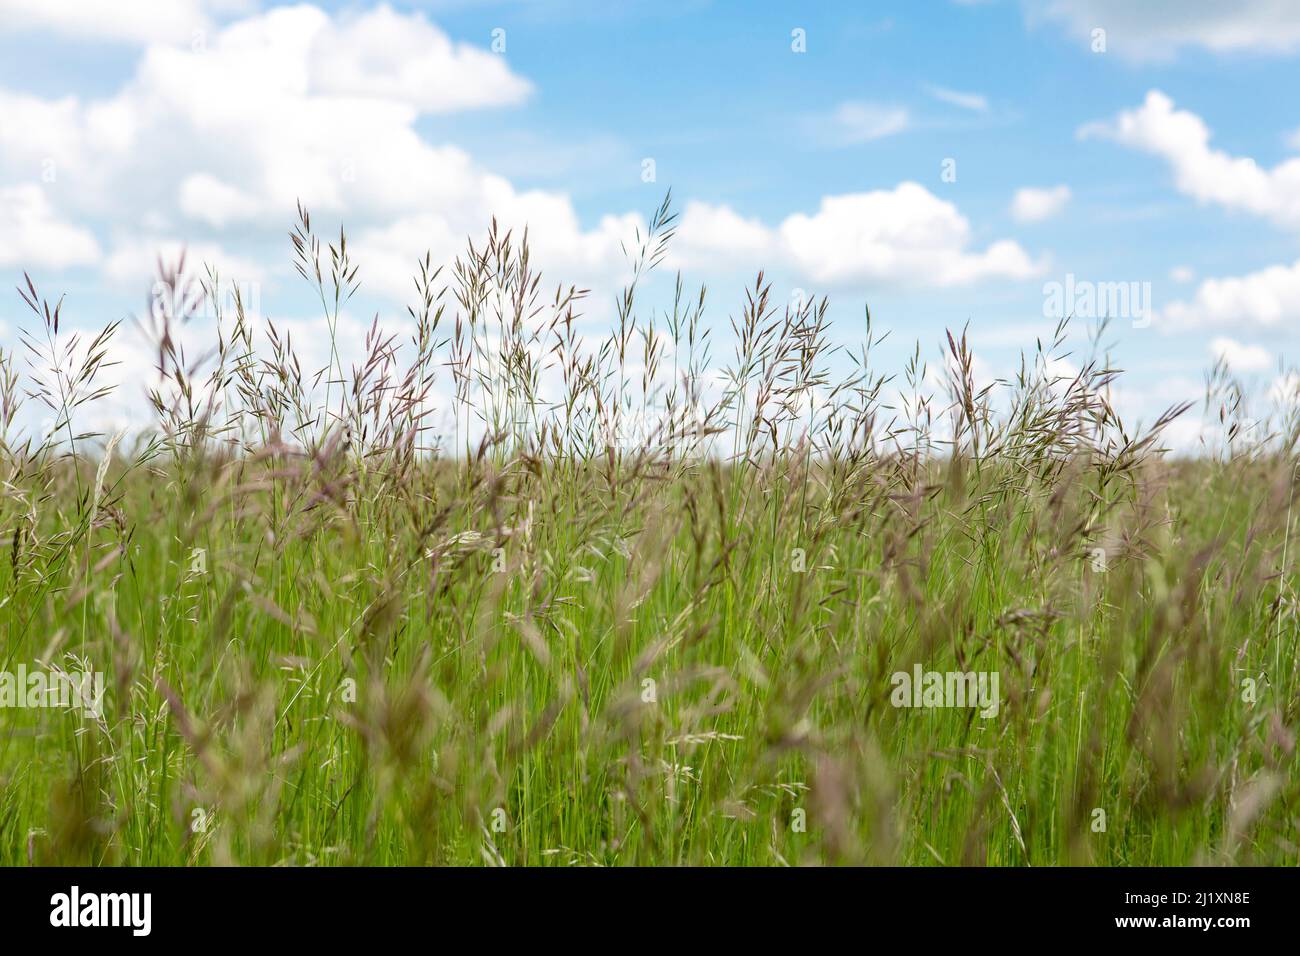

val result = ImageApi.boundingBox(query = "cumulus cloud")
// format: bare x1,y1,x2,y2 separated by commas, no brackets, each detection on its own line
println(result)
72,305,458,448
354,200,643,303
0,3,1038,313
1269,371,1300,406
0,4,604,299
178,174,263,228
0,3,533,202
1080,90,1300,229
1025,0,1300,60
0,184,100,268
1161,259,1300,331
1210,337,1272,373
1102,373,1208,451
307,4,532,112
781,185,1041,285
1010,185,1071,223
668,202,776,270
0,0,229,46
675,182,1043,288
101,236,265,288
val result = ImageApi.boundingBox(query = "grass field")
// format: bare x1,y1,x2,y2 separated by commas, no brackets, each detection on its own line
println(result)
1,204,1297,866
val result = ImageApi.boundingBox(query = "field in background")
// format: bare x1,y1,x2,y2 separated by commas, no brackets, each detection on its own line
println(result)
1,201,1296,866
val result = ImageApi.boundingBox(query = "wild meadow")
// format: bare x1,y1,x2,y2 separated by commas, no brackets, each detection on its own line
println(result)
0,199,1296,866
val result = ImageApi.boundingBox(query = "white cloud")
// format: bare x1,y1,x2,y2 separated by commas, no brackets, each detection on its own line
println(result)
822,102,910,144
1161,259,1300,331
75,305,456,447
1270,371,1300,406
355,200,643,302
0,5,541,228
0,3,1038,320
926,85,988,112
0,0,221,46
668,202,775,270
1169,265,1196,283
1026,0,1300,60
0,4,613,302
0,91,91,180
677,182,1043,288
1210,336,1272,373
1103,373,1207,452
0,184,100,268
1010,185,1071,223
781,185,1041,286
101,235,265,287
1081,90,1300,229
178,173,263,228
308,4,531,113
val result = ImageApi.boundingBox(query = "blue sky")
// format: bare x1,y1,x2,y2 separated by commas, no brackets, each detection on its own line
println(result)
3,0,1300,448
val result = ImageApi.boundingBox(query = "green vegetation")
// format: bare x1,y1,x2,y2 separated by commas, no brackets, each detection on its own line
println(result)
1,202,1296,865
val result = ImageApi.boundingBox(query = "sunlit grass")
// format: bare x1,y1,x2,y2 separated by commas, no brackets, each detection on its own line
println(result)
1,201,1296,866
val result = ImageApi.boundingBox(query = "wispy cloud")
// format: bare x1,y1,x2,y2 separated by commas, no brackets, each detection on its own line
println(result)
925,84,988,112
815,101,910,145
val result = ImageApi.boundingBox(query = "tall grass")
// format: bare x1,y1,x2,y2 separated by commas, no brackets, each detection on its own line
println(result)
0,198,1296,865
